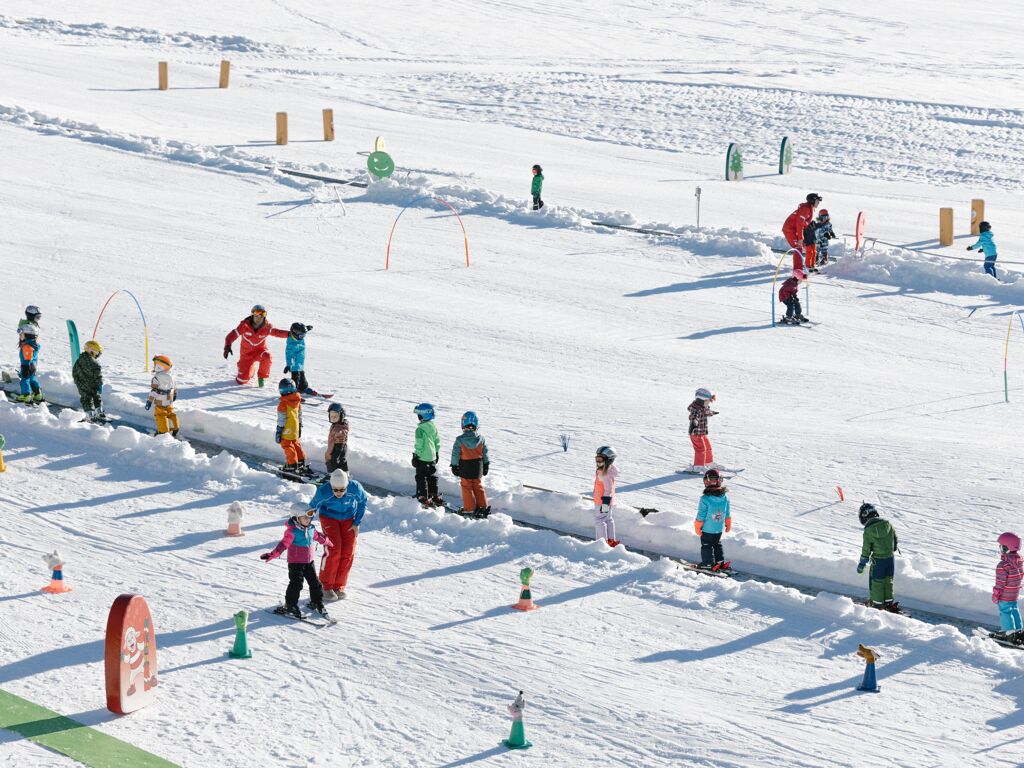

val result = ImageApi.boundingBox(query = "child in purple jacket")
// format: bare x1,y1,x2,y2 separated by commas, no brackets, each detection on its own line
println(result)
993,531,1023,642
261,511,332,620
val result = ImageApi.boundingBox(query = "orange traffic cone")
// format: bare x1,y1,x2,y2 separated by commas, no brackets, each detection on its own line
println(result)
225,501,245,537
512,567,539,612
41,551,72,594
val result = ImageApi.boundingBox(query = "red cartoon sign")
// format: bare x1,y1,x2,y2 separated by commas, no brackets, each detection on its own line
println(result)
104,594,158,714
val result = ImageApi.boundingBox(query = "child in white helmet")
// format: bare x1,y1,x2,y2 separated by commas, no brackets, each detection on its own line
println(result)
593,446,619,547
146,355,178,436
686,388,718,472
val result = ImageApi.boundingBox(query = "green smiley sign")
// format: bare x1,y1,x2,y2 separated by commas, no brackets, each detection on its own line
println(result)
367,151,395,179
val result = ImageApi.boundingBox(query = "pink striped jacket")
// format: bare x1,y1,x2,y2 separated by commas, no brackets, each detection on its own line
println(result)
993,552,1023,603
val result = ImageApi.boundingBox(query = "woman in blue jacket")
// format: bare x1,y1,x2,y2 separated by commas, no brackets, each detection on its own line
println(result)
967,221,998,279
308,469,367,600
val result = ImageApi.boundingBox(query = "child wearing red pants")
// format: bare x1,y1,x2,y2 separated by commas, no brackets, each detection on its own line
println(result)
686,388,718,473
308,469,367,601
450,410,490,518
276,378,312,476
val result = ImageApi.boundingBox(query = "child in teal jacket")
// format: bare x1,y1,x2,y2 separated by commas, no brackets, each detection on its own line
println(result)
531,165,544,210
967,221,998,279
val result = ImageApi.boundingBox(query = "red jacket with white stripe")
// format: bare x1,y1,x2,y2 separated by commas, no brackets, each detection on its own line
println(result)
224,317,289,353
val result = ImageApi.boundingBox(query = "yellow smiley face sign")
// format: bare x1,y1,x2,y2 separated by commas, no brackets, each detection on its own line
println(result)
367,151,395,179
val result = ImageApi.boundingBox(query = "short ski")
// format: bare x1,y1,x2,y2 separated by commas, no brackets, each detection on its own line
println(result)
263,463,327,485
987,631,1024,650
680,562,733,578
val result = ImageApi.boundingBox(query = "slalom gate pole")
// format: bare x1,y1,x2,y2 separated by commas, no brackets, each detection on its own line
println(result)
1005,310,1024,403
92,289,150,372
769,251,793,327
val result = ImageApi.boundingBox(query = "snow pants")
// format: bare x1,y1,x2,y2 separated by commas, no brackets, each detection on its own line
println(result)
998,600,1022,632
804,243,817,270
868,557,895,605
593,504,616,542
690,434,713,467
414,458,438,499
319,517,357,591
290,369,312,394
460,477,488,512
79,387,102,413
154,404,179,434
532,194,544,210
236,346,272,385
285,562,324,608
784,296,802,319
281,439,305,465
984,257,998,279
326,444,348,473
700,531,724,567
19,364,40,396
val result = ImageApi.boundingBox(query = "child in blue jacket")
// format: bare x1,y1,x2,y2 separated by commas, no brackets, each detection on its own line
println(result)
694,469,732,572
283,322,320,396
967,221,998,279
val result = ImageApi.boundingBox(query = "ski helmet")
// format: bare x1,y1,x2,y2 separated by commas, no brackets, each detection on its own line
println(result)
806,193,823,206
84,339,103,357
695,387,713,401
817,209,830,219
329,469,349,491
703,468,722,489
327,402,346,423
998,531,1021,553
250,304,267,316
461,411,479,429
858,502,879,525
595,445,616,464
532,164,542,173
24,305,41,323
20,323,40,338
278,377,297,395
289,322,308,339
793,268,807,280
152,354,173,370
414,402,435,421
979,221,992,233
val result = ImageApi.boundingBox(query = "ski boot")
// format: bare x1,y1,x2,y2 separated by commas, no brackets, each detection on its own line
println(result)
473,506,492,519
795,315,810,324
712,560,732,573
430,494,444,508
275,604,303,619
14,393,34,404
170,429,179,437
32,392,45,404
296,462,315,477
779,317,795,325
883,601,901,614
417,494,432,508
311,603,330,621
258,378,266,388
281,463,299,475
606,538,620,548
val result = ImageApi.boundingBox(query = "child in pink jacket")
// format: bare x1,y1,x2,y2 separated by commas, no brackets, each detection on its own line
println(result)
261,511,332,620
993,531,1023,640
593,446,619,547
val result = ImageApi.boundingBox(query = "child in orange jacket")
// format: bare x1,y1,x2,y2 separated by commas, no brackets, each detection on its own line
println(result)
276,378,311,476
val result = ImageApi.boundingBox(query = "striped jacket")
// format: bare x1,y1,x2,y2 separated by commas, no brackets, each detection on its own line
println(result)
687,399,716,436
994,552,1023,603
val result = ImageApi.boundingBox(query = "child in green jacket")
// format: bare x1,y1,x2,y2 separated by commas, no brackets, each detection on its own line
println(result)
412,402,442,506
531,165,544,210
857,503,899,612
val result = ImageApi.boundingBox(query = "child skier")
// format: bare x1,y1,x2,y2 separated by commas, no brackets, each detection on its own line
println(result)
276,378,311,476
992,532,1023,642
260,509,332,620
72,340,105,421
15,322,43,404
325,402,349,472
284,322,321,396
450,411,490,517
145,355,178,436
593,445,619,547
967,221,998,279
814,209,836,266
694,469,732,572
531,164,544,210
686,388,718,472
857,503,899,612
413,403,442,506
308,469,367,601
778,269,808,325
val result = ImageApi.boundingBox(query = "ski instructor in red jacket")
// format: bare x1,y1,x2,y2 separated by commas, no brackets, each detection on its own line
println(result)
783,193,822,271
223,304,290,386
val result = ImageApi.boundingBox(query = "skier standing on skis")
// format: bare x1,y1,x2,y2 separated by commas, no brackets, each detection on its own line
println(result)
779,269,808,325
308,469,367,601
967,221,999,279
72,340,105,421
857,503,899,612
531,165,544,210
694,469,732,572
593,446,619,547
146,355,179,436
814,210,836,267
992,532,1023,643
450,411,490,517
260,509,332,620
782,193,822,271
413,403,442,506
687,388,718,472
276,378,311,476
325,403,349,473
284,322,320,396
223,304,290,387
15,323,43,404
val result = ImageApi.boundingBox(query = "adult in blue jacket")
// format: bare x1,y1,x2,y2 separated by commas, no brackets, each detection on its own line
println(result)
309,469,366,600
967,221,998,279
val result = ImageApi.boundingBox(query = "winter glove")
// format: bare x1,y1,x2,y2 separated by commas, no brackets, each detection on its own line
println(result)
992,590,1001,605
145,400,152,411
857,557,869,574
411,453,419,467
483,462,489,476
725,518,732,533
304,325,313,332
223,345,233,359
275,427,283,444
283,366,290,374
599,503,611,514
694,520,703,535
260,552,272,561
172,391,177,401
601,496,612,506
450,465,460,477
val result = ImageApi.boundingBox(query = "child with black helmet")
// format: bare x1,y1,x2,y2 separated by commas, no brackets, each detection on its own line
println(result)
276,377,311,476
284,322,324,397
857,502,900,612
694,469,732,572
814,209,836,266
967,221,998,279
593,446,619,547
325,403,349,473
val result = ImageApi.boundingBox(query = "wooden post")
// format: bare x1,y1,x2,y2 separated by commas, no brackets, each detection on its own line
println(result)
322,109,335,141
276,112,288,146
158,62,168,91
971,198,985,235
939,207,954,246
219,60,230,89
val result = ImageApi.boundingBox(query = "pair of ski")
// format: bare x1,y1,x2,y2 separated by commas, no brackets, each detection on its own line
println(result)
681,562,734,579
260,462,329,485
675,467,744,479
987,631,1024,651
267,605,337,627
416,496,490,519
